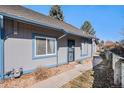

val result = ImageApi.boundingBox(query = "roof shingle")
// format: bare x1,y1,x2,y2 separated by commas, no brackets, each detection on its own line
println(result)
0,5,95,38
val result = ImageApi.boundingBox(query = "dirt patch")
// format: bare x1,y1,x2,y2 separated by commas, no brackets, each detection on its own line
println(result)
92,59,114,88
62,70,94,88
92,52,116,88
0,62,78,88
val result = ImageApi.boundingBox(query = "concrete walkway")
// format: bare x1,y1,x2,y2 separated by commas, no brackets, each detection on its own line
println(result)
31,59,101,88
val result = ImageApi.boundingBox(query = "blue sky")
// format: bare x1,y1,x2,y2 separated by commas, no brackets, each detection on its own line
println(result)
24,5,124,42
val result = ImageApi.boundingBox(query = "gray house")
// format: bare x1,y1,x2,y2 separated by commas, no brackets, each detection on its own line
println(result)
0,6,97,80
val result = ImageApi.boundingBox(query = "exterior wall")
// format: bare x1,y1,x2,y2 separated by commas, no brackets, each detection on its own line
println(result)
81,38,92,59
92,40,97,55
4,18,93,75
58,37,68,65
74,36,82,60
88,43,92,57
4,18,63,73
67,35,82,61
66,35,92,61
57,35,87,65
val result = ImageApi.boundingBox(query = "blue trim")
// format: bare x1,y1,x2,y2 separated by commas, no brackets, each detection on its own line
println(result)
3,64,58,80
0,15,4,81
32,33,57,60
23,69,35,75
45,64,57,68
32,55,57,60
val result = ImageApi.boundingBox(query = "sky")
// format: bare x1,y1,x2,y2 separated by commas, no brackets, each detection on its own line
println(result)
24,5,124,42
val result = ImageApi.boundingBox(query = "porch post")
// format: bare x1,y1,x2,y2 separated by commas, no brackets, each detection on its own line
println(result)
0,15,4,81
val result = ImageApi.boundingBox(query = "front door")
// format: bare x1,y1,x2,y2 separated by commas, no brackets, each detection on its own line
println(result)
68,40,75,62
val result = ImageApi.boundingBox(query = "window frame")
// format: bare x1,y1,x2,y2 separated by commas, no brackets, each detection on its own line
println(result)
34,35,57,57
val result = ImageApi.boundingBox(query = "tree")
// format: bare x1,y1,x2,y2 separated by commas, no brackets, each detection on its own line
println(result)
81,21,96,35
49,5,64,21
81,21,91,34
120,39,124,46
89,28,96,35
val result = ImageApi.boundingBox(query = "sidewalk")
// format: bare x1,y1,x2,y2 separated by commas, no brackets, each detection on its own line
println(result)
31,61,94,88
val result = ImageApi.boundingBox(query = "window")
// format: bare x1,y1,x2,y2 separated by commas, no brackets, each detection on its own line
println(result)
47,39,56,54
81,41,88,56
34,36,57,57
36,38,46,55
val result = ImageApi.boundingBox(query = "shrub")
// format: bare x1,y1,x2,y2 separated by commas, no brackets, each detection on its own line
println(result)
33,66,50,81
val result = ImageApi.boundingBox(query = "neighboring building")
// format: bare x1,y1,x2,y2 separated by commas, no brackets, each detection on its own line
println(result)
104,41,115,49
0,6,97,80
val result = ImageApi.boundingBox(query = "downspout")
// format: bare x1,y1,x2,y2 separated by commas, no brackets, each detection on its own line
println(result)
0,15,4,82
56,31,68,67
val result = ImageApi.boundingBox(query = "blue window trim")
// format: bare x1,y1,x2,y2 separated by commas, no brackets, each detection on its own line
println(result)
32,33,57,60
0,15,4,80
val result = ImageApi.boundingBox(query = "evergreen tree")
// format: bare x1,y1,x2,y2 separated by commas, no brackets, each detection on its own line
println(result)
81,21,96,35
49,5,64,21
89,28,96,35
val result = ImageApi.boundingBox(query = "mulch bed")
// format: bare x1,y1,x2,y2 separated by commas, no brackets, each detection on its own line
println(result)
0,62,78,88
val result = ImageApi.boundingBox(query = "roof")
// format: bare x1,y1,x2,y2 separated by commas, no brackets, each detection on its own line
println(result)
0,5,96,39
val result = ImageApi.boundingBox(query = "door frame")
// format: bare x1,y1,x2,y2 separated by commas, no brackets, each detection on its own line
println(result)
67,39,75,62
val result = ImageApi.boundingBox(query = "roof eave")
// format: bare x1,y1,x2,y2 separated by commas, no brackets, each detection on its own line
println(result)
0,12,97,39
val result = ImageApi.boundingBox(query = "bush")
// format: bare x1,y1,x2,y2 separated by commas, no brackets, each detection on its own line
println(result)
100,52,106,59
33,66,50,81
